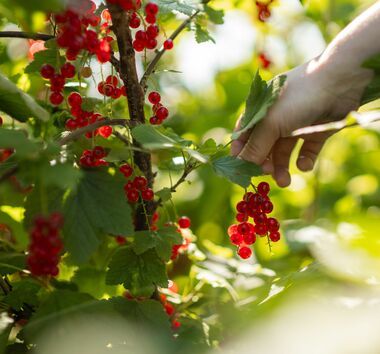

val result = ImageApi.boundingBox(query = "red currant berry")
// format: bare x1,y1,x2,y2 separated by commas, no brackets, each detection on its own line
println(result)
65,119,77,130
129,15,141,28
145,2,159,15
243,233,256,245
149,116,159,125
92,146,107,159
103,84,114,97
98,82,105,94
133,39,145,52
68,92,82,107
156,107,169,120
145,14,156,24
142,188,154,201
61,62,76,78
236,201,248,213
257,181,270,196
123,181,134,192
261,200,273,214
163,39,173,50
267,217,280,232
146,25,159,39
106,75,119,86
0,116,3,126
98,125,113,138
127,189,139,203
49,92,64,105
133,176,148,190
152,103,163,113
238,246,252,259
40,64,55,79
230,233,243,246
269,231,281,242
145,38,157,50
178,216,191,229
254,212,267,224
255,223,268,236
148,91,161,104
227,224,238,236
119,163,133,177
237,222,250,235
50,74,65,91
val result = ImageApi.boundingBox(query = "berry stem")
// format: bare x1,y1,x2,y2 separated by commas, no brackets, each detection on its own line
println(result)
0,31,54,41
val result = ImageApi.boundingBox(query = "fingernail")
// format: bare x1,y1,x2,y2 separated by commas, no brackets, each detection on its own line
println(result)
297,156,314,171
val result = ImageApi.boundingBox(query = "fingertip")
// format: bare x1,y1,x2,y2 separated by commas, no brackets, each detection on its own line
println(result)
297,155,314,171
275,168,291,188
262,159,274,175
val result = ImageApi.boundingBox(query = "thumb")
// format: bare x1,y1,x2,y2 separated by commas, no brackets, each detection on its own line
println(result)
231,114,251,157
238,119,279,165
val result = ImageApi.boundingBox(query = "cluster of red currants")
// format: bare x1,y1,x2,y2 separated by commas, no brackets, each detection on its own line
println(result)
40,62,76,105
106,0,141,11
54,0,111,63
27,212,64,277
98,75,127,99
120,163,155,203
228,182,281,259
258,53,271,69
79,146,109,167
65,92,113,138
170,216,192,260
160,293,181,330
255,0,273,22
147,91,169,125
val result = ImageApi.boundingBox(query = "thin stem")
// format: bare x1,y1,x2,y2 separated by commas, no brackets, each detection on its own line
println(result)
0,31,54,41
140,9,201,91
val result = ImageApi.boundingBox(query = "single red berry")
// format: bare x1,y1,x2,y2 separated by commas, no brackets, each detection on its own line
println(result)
116,236,126,245
164,302,175,316
172,320,181,330
49,92,64,105
50,74,65,91
92,146,107,159
133,176,148,190
255,223,268,236
152,211,159,223
227,224,238,236
236,213,248,223
68,92,82,107
112,87,122,99
103,84,114,97
145,2,159,15
124,181,134,192
178,216,191,229
61,62,76,78
254,212,267,224
149,116,160,125
237,222,251,235
238,246,252,259
156,107,169,120
129,15,141,28
0,116,3,126
257,181,270,196
163,39,173,50
98,125,113,138
66,48,79,61
98,82,105,94
127,189,139,203
106,75,119,86
40,64,55,79
236,201,248,213
145,38,157,50
121,86,127,96
133,39,145,52
146,25,159,39
269,231,281,242
119,163,133,177
243,233,256,245
135,30,147,42
261,200,273,214
267,217,280,232
148,91,161,104
230,233,243,246
152,103,163,113
142,188,154,201
145,14,156,24
65,118,77,130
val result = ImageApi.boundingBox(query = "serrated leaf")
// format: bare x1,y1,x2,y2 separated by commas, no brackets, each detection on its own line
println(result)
212,156,262,187
63,171,134,263
195,23,215,43
232,72,286,140
0,253,26,275
133,227,182,261
0,74,49,122
155,0,199,16
155,187,172,202
3,280,40,310
106,246,168,296
204,5,224,24
24,40,63,74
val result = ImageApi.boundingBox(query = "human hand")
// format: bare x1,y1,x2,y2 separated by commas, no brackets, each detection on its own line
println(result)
231,57,373,187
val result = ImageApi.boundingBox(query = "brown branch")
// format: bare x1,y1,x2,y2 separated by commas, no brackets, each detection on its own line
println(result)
58,118,136,146
0,166,18,184
140,10,201,91
0,31,54,41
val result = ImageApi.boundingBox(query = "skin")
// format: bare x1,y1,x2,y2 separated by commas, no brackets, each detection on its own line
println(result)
231,1,380,187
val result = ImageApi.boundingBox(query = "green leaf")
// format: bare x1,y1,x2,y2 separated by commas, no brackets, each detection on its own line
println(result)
232,72,286,140
3,280,40,310
0,73,49,122
0,253,26,275
155,0,199,16
81,97,103,111
195,23,215,43
63,171,134,263
361,75,380,105
155,187,172,202
362,53,380,73
212,156,262,187
24,40,63,74
204,5,224,24
0,324,12,354
0,129,40,157
133,226,182,261
106,246,168,296
23,290,96,340
72,267,107,298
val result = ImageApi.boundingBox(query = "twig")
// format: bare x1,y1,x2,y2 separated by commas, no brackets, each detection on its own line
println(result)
140,9,201,91
0,31,54,41
0,166,18,184
58,118,136,146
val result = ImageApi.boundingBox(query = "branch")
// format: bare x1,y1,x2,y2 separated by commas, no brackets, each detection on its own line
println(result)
58,118,136,146
0,31,54,41
0,166,18,184
140,9,200,90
